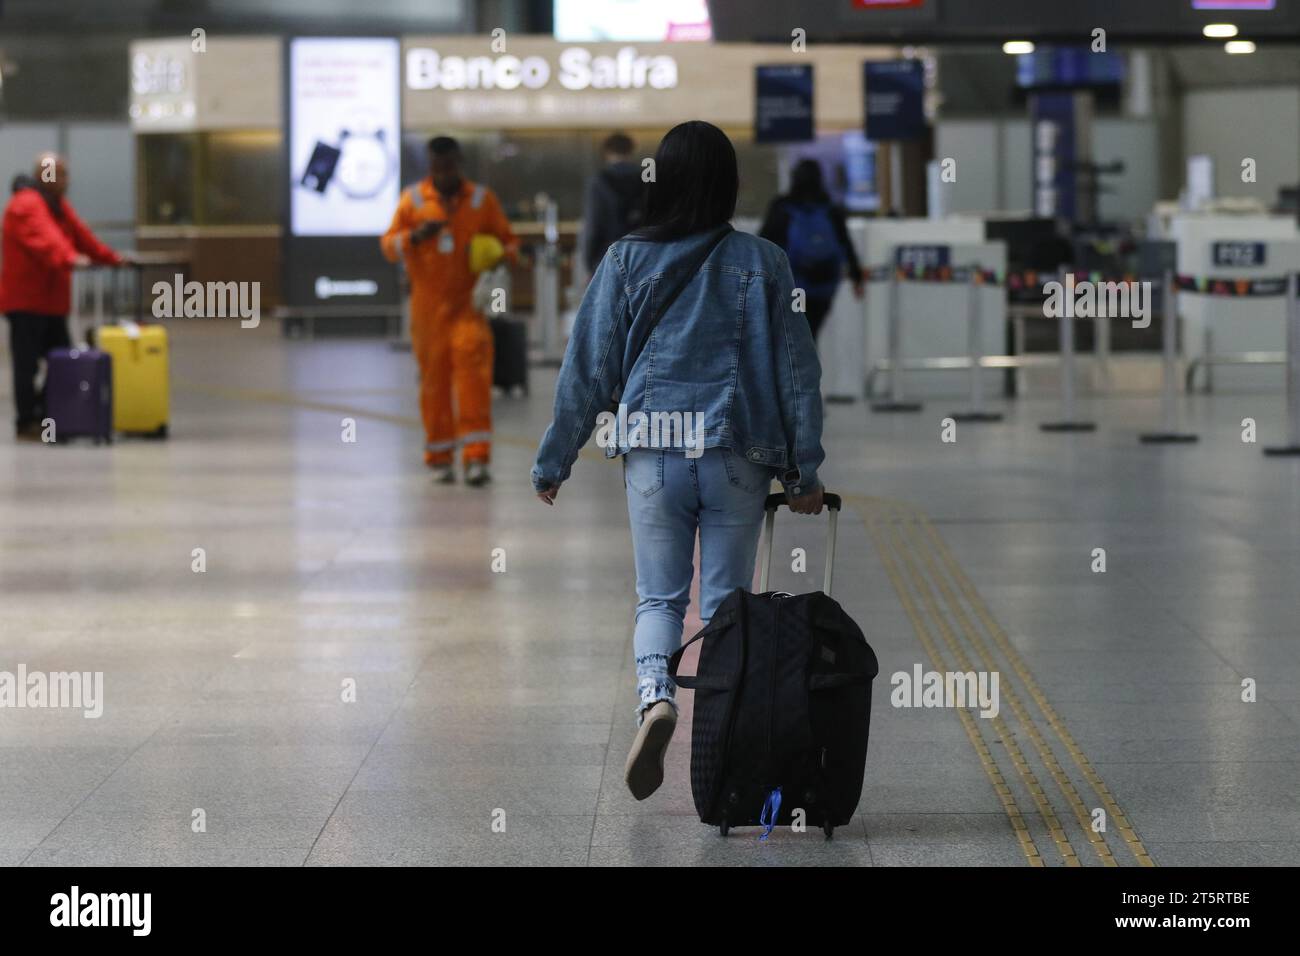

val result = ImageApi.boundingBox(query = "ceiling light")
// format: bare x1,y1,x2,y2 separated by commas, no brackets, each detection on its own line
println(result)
1202,24,1238,38
1224,40,1256,54
1003,41,1035,55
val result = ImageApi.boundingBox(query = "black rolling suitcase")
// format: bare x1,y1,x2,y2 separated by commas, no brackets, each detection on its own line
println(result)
668,492,878,839
490,316,529,395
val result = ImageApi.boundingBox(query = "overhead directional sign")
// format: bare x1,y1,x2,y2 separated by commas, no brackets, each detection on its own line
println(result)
864,60,926,141
754,63,814,143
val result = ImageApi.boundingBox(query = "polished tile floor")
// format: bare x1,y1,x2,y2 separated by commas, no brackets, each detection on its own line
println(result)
2,320,1298,866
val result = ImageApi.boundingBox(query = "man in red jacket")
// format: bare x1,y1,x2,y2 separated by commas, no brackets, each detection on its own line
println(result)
0,153,127,439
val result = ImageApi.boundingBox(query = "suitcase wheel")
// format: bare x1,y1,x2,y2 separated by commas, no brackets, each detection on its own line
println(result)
153,424,169,439
718,821,730,838
823,823,835,841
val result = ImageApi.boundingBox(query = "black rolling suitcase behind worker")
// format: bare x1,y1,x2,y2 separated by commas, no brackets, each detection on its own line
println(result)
490,316,529,395
668,492,878,839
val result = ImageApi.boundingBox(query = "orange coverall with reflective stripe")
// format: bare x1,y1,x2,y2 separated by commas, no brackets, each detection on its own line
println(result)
381,178,517,466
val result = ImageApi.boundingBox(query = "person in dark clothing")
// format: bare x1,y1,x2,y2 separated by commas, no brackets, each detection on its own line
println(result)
759,158,864,340
583,132,644,273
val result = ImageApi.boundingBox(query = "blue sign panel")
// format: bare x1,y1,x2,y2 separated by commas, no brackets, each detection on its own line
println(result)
1016,48,1125,89
894,245,950,269
1212,241,1267,268
864,60,926,141
755,64,814,143
1030,91,1079,221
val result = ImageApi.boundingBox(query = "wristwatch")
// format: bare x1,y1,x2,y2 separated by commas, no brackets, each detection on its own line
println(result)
335,127,392,200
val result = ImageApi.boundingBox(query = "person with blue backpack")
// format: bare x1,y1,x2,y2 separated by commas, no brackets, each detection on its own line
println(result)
759,159,864,340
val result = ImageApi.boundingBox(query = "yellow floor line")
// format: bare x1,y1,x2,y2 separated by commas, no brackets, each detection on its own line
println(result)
918,516,1156,867
892,502,1115,866
856,498,1044,867
875,499,1078,866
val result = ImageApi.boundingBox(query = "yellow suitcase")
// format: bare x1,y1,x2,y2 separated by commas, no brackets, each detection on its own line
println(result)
97,324,170,436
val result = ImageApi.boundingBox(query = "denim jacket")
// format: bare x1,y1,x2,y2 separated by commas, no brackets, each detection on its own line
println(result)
531,227,825,497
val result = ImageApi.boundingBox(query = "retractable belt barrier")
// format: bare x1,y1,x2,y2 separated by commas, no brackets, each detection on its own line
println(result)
863,264,1005,286
1138,271,1197,444
1038,268,1096,433
861,261,1300,451
1173,270,1300,457
1174,274,1291,297
1011,267,1166,434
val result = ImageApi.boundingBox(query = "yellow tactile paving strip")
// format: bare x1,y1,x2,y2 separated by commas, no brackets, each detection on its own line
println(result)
848,494,1154,867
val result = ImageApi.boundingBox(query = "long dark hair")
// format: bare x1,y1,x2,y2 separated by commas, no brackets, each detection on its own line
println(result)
788,158,829,204
634,121,738,241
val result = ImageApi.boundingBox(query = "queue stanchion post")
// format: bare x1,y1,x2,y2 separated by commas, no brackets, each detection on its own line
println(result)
1263,271,1300,457
538,242,560,366
1140,269,1197,444
951,268,1003,423
1041,269,1097,432
533,194,563,368
1203,327,1215,394
871,269,922,413
389,263,412,351
1094,290,1112,392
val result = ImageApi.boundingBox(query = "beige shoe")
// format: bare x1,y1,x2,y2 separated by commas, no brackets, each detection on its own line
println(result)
624,701,677,801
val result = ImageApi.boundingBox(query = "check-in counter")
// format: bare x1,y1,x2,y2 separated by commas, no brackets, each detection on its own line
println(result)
1171,214,1300,392
823,217,1005,401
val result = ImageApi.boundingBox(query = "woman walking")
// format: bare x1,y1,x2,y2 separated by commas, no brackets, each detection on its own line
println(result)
531,121,825,800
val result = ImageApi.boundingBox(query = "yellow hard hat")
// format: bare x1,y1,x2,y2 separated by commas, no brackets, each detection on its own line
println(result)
469,233,505,274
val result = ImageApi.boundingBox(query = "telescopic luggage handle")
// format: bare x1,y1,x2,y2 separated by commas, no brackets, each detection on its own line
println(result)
764,492,841,512
759,491,841,596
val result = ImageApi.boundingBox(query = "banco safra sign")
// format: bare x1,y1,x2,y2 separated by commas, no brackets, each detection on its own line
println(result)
406,46,679,92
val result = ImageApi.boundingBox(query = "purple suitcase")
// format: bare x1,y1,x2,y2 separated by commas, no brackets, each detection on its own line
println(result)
45,347,113,444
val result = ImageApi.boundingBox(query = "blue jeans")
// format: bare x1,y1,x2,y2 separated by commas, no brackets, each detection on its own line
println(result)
624,447,772,722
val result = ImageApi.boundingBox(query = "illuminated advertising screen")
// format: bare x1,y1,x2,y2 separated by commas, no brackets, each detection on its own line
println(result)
553,0,711,41
1191,1,1274,8
289,37,401,237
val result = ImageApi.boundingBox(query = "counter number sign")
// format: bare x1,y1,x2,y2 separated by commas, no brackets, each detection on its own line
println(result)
1212,241,1266,268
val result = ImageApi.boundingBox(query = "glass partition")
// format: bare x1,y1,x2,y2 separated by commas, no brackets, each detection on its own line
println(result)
138,130,282,226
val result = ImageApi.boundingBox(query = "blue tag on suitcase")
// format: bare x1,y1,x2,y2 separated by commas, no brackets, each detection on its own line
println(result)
45,347,113,444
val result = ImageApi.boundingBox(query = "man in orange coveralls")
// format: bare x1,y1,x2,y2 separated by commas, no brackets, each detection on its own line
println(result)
381,136,517,486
